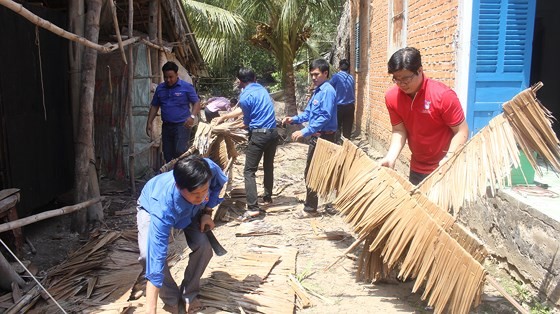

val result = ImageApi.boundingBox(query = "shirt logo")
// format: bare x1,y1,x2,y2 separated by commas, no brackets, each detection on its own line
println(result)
313,99,319,105
422,100,431,113
174,92,183,97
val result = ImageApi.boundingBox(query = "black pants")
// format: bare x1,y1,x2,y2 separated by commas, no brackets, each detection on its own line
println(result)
304,133,336,211
409,169,429,185
244,130,278,210
336,103,355,142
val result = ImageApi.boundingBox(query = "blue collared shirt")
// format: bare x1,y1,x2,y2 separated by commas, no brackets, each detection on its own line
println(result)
329,70,355,106
138,158,227,288
151,79,200,123
238,83,277,129
291,82,337,137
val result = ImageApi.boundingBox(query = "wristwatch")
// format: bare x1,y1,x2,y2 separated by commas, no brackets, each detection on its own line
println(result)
201,207,213,216
190,114,196,119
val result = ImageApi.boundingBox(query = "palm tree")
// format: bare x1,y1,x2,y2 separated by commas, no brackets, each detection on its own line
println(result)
239,0,341,115
183,0,342,115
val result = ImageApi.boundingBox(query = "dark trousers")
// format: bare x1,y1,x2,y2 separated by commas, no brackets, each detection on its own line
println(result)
304,133,336,211
162,122,191,163
336,103,355,142
137,209,212,306
409,169,430,185
244,130,278,210
204,107,220,123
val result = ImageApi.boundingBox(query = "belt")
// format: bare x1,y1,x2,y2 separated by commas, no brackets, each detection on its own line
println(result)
162,121,185,126
339,102,355,106
251,128,276,133
312,130,335,137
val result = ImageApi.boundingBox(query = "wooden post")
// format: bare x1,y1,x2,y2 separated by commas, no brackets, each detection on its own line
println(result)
128,0,136,195
68,0,84,140
73,0,104,233
108,0,127,64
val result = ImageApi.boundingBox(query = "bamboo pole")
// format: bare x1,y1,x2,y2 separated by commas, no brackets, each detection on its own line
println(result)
0,251,24,290
486,276,530,314
108,0,127,64
0,0,112,53
0,198,101,233
127,0,136,195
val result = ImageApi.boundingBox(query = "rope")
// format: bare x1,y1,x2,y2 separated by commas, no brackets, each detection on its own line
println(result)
0,239,67,313
35,26,47,121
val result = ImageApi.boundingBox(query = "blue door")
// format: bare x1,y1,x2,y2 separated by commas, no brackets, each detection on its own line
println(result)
467,0,536,136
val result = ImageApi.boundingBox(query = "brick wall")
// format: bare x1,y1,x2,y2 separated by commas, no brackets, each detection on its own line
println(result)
352,0,460,171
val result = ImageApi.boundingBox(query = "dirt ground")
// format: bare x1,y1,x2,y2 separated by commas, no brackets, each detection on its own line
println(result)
10,137,551,314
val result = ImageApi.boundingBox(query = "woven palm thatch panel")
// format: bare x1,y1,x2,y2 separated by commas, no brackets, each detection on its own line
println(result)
307,139,486,314
199,246,297,314
417,85,560,212
158,120,246,173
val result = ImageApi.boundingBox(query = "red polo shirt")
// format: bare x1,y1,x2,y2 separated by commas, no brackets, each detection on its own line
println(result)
385,75,465,174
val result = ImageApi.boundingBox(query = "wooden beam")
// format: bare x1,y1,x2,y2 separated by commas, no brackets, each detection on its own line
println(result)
0,0,111,53
0,198,102,234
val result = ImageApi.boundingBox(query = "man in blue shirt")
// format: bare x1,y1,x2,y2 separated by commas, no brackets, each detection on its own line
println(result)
330,59,356,143
282,58,337,218
216,68,278,220
147,61,201,163
137,155,227,313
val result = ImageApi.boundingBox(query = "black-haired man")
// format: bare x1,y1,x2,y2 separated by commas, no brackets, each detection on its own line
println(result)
137,155,227,313
380,47,468,185
216,68,278,220
282,58,337,218
330,59,355,142
147,61,201,163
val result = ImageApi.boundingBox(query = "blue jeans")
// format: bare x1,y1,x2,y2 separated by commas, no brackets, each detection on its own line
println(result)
162,122,191,163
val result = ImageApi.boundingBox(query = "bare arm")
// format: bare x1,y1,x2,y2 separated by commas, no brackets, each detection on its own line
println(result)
439,120,469,166
145,281,160,314
379,122,407,169
185,101,202,128
215,107,243,124
146,106,160,137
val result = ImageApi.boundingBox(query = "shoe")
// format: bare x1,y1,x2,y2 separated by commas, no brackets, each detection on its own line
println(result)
293,206,319,219
185,298,202,314
237,209,262,222
262,196,273,205
163,303,179,314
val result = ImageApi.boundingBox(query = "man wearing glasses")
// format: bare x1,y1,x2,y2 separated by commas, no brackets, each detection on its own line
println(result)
379,47,468,185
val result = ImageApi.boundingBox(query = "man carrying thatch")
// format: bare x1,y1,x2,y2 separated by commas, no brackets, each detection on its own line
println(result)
379,47,469,185
216,68,278,220
147,61,201,163
282,58,338,218
137,155,227,313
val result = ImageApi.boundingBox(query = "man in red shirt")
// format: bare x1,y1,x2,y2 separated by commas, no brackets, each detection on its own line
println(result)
380,47,469,185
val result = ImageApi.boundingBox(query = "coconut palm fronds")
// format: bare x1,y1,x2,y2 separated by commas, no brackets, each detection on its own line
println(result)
417,84,560,212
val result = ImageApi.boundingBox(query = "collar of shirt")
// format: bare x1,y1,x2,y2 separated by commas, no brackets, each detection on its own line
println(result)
165,79,184,89
171,184,202,215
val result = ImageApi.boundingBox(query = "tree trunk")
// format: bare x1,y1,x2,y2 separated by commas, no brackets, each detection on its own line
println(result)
283,63,298,116
73,0,103,233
